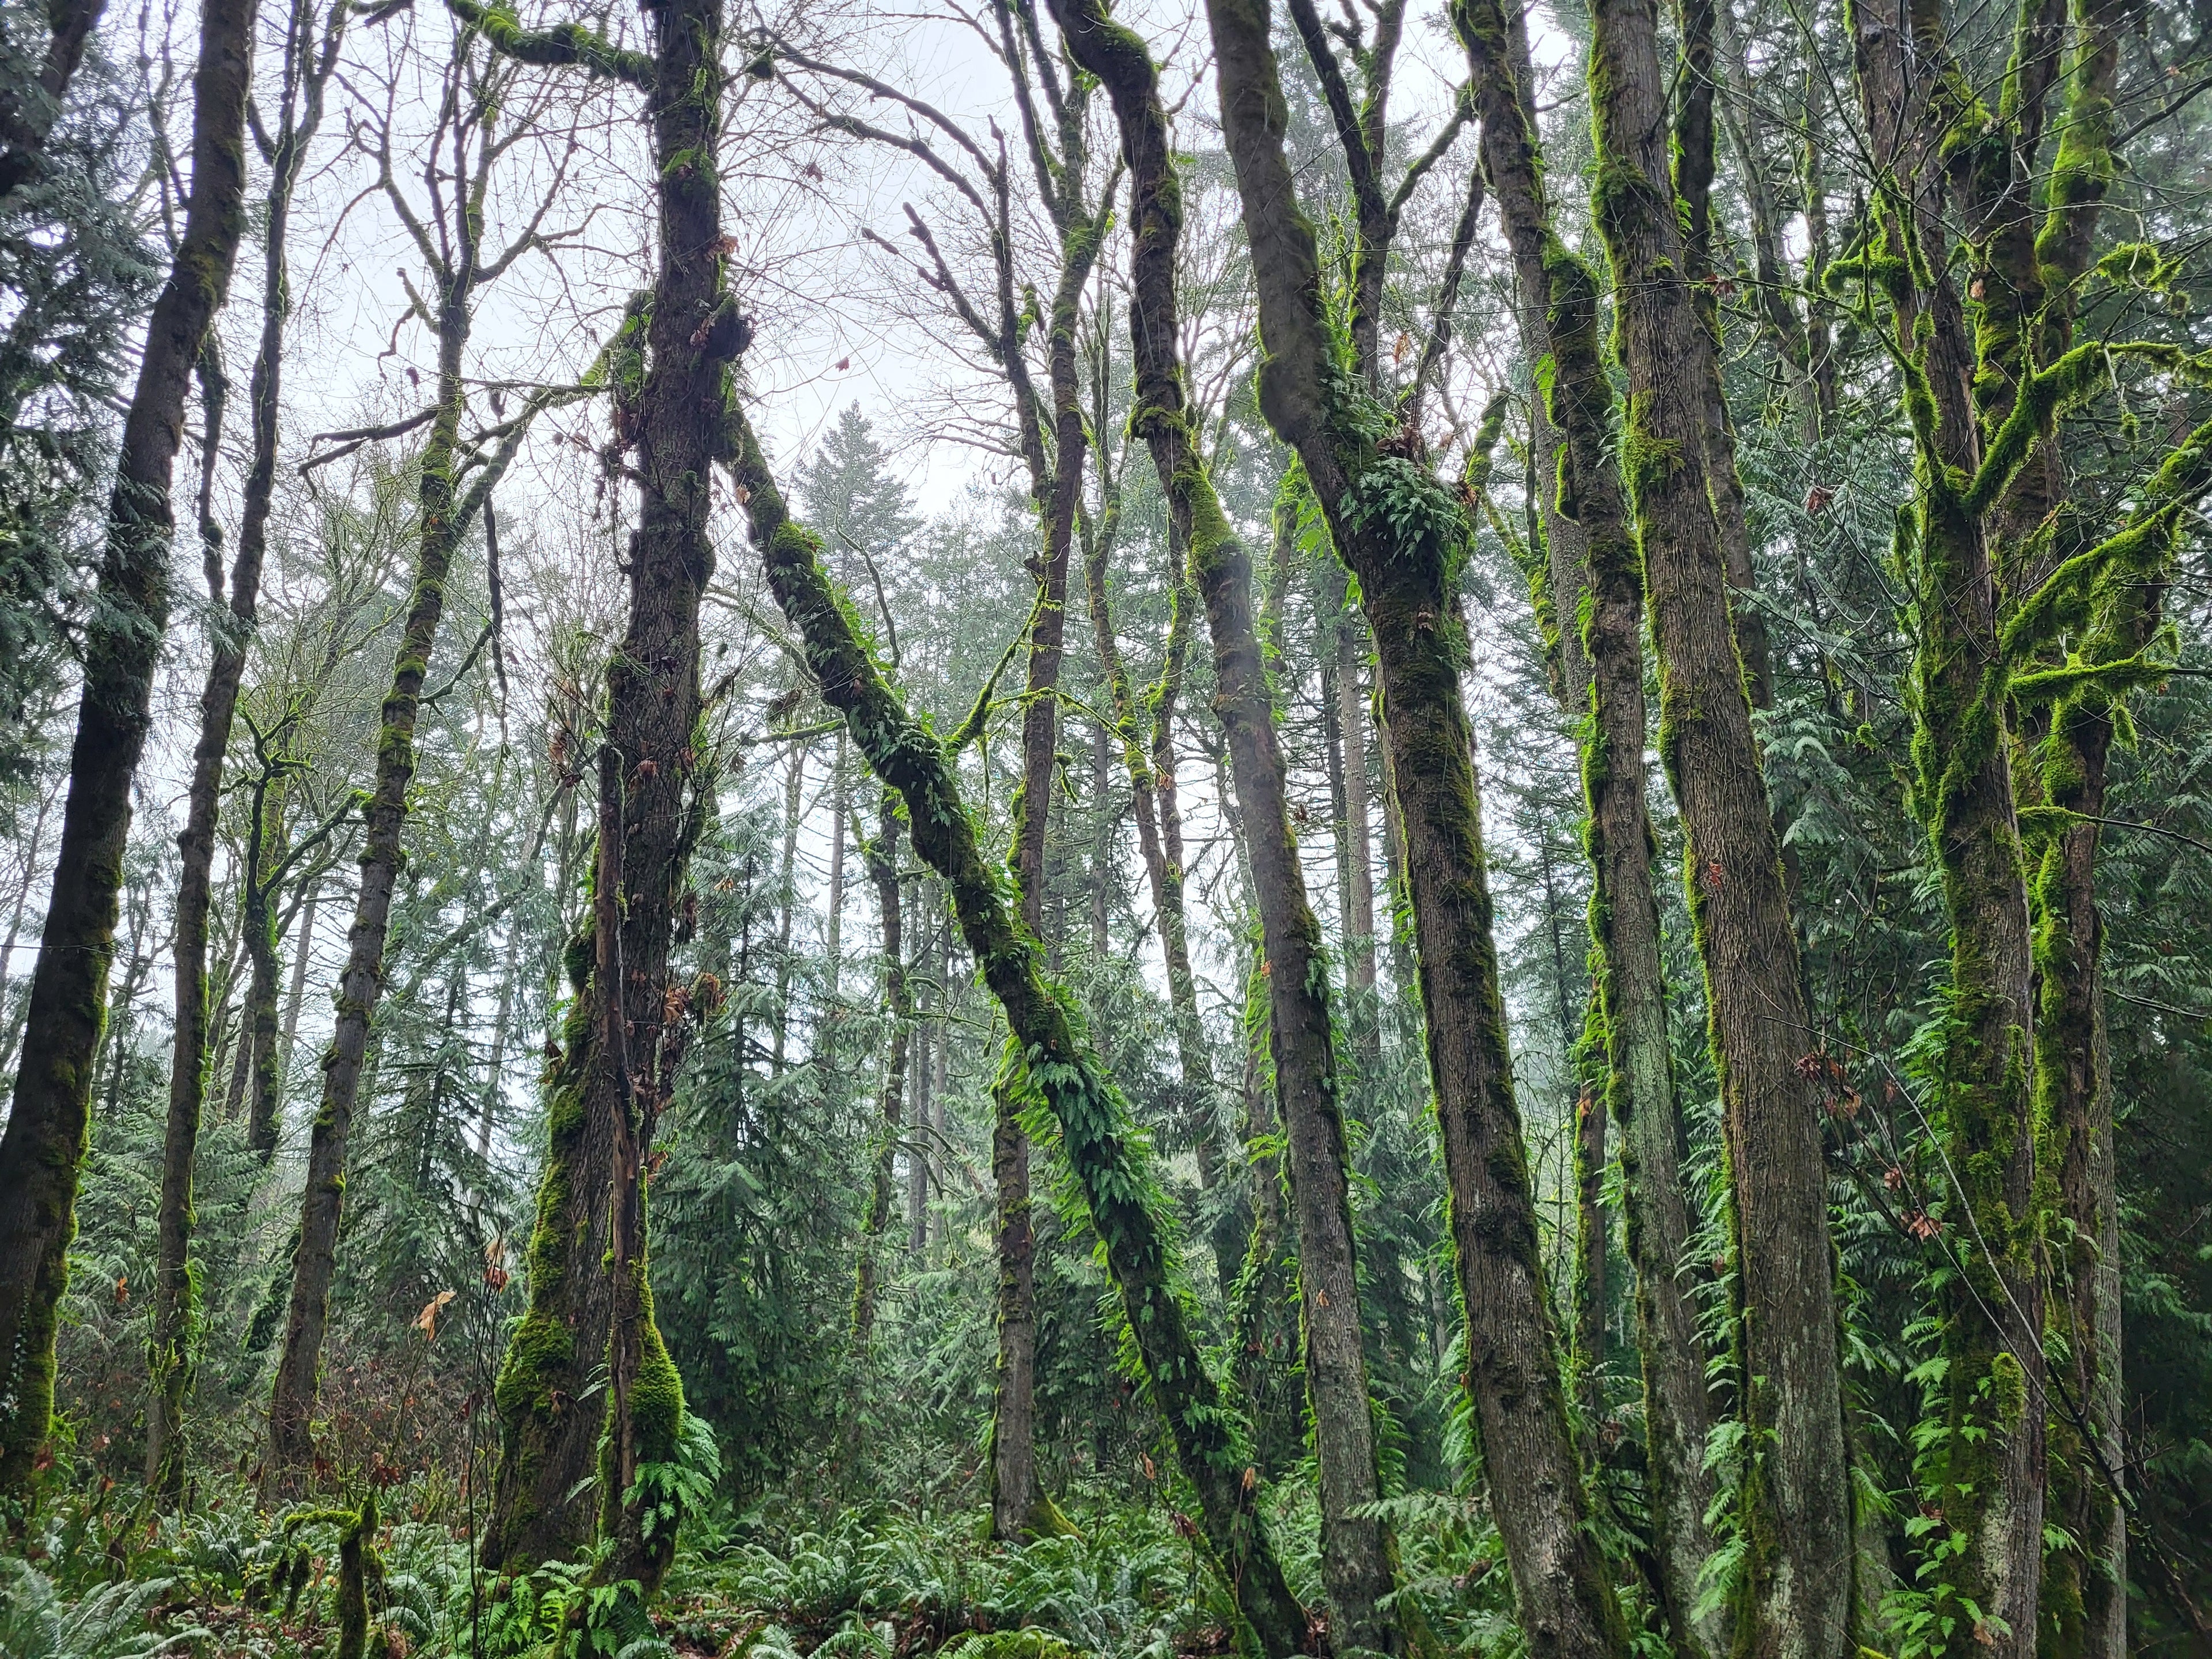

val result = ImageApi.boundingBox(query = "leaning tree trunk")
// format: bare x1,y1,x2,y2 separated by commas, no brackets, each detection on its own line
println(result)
0,0,254,1502
1453,17,1722,1630
147,0,342,1494
1043,1,1396,1642
1578,0,1851,1649
1199,0,1626,1649
265,234,476,1484
730,405,1313,1659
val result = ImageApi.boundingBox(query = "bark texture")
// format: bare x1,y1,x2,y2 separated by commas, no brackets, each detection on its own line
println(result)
0,0,253,1499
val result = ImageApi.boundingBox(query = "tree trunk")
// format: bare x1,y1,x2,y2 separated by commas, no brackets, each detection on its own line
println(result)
476,0,726,1607
2021,9,2133,1646
1200,0,1626,1647
825,730,847,1001
772,737,803,1069
271,880,319,1146
1082,497,1226,1287
732,405,1313,1659
1575,0,1851,1649
1849,0,2065,1641
1460,57,1725,1606
851,796,908,1351
1047,8,1397,1639
907,904,933,1256
1334,606,1378,1059
266,112,488,1474
991,190,1101,1542
0,0,254,1501
1088,718,1111,961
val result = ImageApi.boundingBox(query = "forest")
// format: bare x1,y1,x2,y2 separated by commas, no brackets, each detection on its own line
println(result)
1,0,2210,1641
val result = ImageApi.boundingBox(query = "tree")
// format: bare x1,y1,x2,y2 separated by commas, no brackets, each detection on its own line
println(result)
0,0,256,1501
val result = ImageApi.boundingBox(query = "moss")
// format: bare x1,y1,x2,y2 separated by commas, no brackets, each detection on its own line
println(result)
729,396,1309,1659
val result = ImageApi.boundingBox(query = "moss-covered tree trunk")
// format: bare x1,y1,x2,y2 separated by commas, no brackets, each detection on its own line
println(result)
1200,0,1625,1649
729,403,1313,1659
2015,6,2131,1646
147,0,339,1494
0,0,253,1503
1459,12,1722,1649
467,0,724,1604
1576,0,1851,1650
266,181,477,1486
1045,1,1398,1641
1847,0,2070,1642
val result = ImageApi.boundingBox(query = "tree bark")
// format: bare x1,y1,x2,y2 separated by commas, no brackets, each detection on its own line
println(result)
0,0,254,1501
1847,0,2068,1641
1200,0,1625,1649
2020,8,2133,1647
731,404,1313,1659
1576,0,1852,1649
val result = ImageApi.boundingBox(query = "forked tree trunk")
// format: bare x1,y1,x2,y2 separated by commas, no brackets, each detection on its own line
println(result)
730,405,1312,1659
1575,0,1851,1649
0,0,255,1502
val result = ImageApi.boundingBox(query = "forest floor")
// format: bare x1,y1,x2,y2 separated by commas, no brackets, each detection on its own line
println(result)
0,1478,1522,1658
